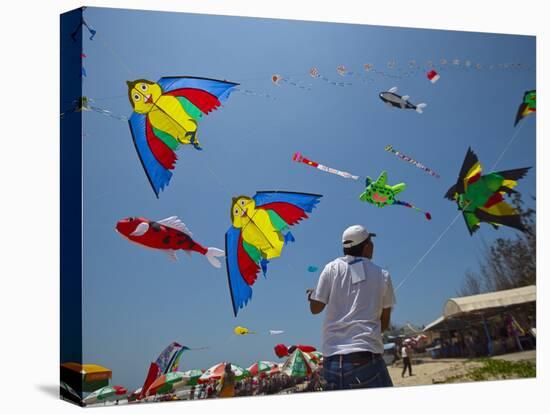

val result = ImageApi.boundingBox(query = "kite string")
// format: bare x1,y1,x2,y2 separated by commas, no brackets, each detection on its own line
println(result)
395,122,528,292
96,34,135,78
490,121,526,170
394,212,462,292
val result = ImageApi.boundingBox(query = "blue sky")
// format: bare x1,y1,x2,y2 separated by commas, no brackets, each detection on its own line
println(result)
77,7,535,390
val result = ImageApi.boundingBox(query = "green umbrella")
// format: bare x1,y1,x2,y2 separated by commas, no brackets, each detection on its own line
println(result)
82,385,127,405
247,361,277,377
199,363,249,383
147,372,189,396
281,349,315,378
181,369,203,386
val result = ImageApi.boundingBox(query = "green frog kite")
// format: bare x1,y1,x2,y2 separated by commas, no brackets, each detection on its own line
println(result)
359,171,431,220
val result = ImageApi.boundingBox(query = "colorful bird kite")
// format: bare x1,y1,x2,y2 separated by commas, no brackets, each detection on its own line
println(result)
116,216,225,267
444,147,530,235
359,171,432,220
379,87,427,114
127,76,238,197
514,90,536,126
384,145,440,178
225,191,322,316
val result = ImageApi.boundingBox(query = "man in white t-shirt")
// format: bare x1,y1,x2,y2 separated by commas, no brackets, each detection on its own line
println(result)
307,224,395,390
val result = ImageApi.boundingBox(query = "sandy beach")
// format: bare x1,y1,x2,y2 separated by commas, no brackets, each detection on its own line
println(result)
388,350,536,387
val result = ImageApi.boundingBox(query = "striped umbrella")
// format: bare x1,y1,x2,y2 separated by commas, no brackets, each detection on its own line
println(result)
247,361,277,377
309,351,323,361
308,351,324,367
281,349,316,378
83,385,127,405
180,369,204,386
198,363,249,383
147,372,189,396
269,363,282,375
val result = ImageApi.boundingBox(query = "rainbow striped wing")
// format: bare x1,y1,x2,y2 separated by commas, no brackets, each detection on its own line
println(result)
128,112,176,198
254,191,323,226
158,76,239,116
225,227,260,317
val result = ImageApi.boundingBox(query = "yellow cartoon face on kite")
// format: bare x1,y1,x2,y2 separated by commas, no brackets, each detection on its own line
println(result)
225,191,322,316
231,196,256,228
127,80,163,114
127,76,239,198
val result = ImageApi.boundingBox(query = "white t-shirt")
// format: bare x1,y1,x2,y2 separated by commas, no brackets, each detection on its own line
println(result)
311,256,396,356
401,346,408,358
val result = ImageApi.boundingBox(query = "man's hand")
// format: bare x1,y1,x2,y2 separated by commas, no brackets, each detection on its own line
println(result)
381,307,392,331
307,288,326,315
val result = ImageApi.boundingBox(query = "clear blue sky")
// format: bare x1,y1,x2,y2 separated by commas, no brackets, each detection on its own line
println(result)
78,7,535,390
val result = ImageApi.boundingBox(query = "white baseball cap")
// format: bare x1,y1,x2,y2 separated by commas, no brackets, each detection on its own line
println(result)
342,225,376,248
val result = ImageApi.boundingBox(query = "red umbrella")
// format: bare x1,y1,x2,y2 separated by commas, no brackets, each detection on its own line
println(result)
274,344,317,358
274,344,289,358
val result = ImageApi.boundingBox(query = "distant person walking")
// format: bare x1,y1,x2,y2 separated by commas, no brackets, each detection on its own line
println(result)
218,363,236,398
307,225,396,390
401,343,413,377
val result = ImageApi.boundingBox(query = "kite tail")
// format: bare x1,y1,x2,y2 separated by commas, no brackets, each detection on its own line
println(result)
415,103,427,114
395,200,432,220
205,247,225,268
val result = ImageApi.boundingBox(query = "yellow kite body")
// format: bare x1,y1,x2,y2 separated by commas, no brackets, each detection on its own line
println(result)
148,95,198,145
231,197,284,260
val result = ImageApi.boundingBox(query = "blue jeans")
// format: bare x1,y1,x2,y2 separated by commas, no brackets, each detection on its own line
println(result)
323,354,393,390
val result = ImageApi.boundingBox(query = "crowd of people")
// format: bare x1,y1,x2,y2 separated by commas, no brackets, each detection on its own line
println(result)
184,370,324,400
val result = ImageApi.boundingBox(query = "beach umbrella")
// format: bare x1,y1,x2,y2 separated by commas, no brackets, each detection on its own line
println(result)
309,351,323,362
247,361,277,377
147,372,189,396
307,352,323,369
269,363,282,376
60,381,81,404
303,350,320,371
198,363,249,383
83,385,127,405
180,369,203,386
281,349,315,378
127,387,142,403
